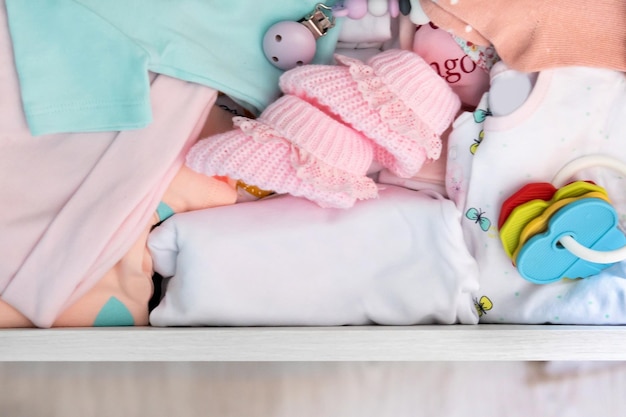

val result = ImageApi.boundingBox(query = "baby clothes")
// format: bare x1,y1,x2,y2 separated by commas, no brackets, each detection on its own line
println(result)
418,0,626,73
445,92,490,210
377,129,450,197
5,0,341,135
148,186,481,327
280,49,460,178
413,23,490,108
334,11,394,62
454,66,626,324
337,9,392,45
488,62,538,117
189,49,461,208
0,164,239,328
186,94,379,209
0,74,222,329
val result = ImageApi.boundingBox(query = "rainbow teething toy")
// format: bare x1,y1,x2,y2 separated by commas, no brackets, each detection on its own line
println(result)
498,155,626,284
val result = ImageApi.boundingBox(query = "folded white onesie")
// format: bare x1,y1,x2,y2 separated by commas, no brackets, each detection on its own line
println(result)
148,185,480,327
452,66,626,324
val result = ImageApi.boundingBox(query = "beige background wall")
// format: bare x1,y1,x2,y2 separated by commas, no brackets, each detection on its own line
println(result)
1,362,625,417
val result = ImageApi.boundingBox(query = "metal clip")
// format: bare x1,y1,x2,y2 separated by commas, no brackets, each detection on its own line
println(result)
299,3,336,39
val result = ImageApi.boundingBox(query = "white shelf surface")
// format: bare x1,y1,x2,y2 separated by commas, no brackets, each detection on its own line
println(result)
2,325,626,361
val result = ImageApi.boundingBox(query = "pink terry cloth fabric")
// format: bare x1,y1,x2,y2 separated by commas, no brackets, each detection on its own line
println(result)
0,0,221,328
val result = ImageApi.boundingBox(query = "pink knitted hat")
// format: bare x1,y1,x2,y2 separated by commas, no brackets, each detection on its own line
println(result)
186,95,378,209
279,49,461,178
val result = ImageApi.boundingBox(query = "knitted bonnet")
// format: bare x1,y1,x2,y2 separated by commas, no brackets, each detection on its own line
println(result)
280,49,461,178
186,95,378,209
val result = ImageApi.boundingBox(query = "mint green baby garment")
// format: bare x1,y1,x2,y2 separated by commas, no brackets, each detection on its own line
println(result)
5,0,341,135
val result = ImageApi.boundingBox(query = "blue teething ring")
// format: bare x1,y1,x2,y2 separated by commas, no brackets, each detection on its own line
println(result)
512,155,626,284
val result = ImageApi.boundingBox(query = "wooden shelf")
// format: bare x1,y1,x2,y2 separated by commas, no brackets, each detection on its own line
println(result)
1,325,626,361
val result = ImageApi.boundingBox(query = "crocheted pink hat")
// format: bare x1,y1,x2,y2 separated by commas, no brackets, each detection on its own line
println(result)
186,95,378,209
279,49,461,178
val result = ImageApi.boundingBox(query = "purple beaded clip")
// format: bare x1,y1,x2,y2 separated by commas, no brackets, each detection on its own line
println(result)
263,3,336,70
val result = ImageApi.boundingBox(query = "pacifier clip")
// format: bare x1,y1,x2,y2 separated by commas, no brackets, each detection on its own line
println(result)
263,3,336,70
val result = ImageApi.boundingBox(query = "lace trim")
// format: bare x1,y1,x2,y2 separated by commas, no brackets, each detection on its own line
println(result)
234,117,379,200
334,54,441,159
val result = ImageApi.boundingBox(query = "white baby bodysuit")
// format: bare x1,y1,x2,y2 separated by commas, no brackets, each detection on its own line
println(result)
446,92,490,210
148,186,481,327
448,66,626,324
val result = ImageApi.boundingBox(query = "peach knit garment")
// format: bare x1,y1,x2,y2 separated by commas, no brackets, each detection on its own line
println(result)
419,0,626,72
